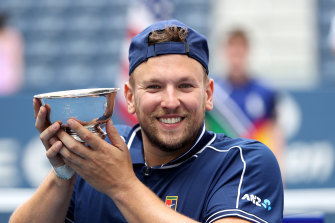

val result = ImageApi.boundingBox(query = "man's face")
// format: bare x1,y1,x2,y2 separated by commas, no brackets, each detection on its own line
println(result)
225,37,249,75
126,54,213,152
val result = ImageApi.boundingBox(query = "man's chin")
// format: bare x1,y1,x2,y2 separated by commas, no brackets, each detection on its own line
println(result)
155,143,186,153
154,136,192,153
142,121,198,153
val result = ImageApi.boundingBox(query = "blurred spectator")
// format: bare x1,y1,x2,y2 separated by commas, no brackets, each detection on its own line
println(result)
206,29,284,166
0,12,24,96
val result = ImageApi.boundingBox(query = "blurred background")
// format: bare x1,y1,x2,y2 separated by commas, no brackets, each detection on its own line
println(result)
0,0,334,222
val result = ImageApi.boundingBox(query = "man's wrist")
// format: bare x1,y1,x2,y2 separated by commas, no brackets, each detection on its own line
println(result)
53,164,75,180
108,176,140,202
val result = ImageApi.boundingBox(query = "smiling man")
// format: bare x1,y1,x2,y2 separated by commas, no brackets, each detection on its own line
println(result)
10,20,283,223
126,53,210,166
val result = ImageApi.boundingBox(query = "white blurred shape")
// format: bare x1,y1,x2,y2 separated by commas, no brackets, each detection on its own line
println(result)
22,135,52,187
0,138,20,187
277,93,302,140
285,141,334,184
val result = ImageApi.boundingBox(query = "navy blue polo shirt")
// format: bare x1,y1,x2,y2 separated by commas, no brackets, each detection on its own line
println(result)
66,124,283,223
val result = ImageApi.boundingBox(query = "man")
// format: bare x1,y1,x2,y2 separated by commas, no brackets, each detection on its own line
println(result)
10,20,283,223
206,29,284,164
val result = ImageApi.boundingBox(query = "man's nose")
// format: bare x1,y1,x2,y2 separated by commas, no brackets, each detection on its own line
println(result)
161,86,180,109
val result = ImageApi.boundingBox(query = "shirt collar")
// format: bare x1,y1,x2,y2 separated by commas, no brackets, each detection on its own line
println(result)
126,123,216,168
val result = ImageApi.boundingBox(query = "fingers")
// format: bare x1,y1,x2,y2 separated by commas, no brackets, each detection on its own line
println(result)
39,122,61,149
35,105,50,132
57,119,128,172
35,98,67,167
34,98,57,132
58,137,88,170
106,119,125,150
65,119,126,152
46,141,62,158
33,98,42,119
35,105,47,131
66,119,108,151
44,104,52,123
57,128,90,159
46,141,65,167
59,146,84,168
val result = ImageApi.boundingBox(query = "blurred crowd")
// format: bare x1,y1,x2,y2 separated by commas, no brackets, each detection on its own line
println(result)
0,12,24,96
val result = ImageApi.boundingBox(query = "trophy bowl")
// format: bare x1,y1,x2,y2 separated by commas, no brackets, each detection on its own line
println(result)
34,88,119,142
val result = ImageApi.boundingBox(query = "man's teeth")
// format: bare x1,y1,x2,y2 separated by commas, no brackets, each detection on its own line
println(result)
159,117,182,124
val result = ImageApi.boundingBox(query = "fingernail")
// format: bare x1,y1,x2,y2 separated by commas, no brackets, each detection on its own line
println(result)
68,119,74,126
53,122,59,130
55,141,62,149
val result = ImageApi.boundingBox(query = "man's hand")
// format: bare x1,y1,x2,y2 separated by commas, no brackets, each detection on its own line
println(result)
33,98,65,167
57,119,136,196
9,100,77,223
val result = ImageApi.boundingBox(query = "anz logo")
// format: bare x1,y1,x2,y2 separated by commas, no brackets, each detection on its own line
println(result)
241,194,272,211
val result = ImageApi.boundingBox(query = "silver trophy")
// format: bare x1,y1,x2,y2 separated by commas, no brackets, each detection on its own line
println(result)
34,88,119,142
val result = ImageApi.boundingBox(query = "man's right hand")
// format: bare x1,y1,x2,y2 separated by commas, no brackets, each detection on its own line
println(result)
9,100,77,223
33,98,65,167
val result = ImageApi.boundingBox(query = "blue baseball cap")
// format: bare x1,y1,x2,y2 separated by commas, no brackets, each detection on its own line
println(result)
128,19,209,75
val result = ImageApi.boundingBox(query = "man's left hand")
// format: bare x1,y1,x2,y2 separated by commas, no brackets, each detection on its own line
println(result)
57,119,137,196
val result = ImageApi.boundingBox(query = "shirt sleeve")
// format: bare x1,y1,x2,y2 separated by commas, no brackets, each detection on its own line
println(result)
204,141,283,223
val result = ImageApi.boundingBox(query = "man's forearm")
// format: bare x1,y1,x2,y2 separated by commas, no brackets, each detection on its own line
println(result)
9,170,76,223
109,179,199,223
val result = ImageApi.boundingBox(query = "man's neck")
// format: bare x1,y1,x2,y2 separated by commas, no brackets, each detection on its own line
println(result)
142,137,192,167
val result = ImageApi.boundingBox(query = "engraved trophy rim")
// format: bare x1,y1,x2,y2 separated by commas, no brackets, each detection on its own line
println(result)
33,88,119,99
33,88,119,142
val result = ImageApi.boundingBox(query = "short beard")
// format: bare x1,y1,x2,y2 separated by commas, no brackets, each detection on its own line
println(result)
140,116,202,153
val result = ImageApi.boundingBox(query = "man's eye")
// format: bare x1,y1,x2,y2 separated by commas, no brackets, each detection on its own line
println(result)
179,84,192,88
147,85,161,89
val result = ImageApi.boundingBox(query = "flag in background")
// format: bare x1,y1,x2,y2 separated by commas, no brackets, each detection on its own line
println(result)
205,82,277,151
115,0,174,126
206,82,252,138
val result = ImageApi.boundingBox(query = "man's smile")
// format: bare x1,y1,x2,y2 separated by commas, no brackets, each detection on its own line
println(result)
158,117,183,124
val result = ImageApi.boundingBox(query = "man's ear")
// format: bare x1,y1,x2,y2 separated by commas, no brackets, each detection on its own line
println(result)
205,78,214,111
124,82,136,114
